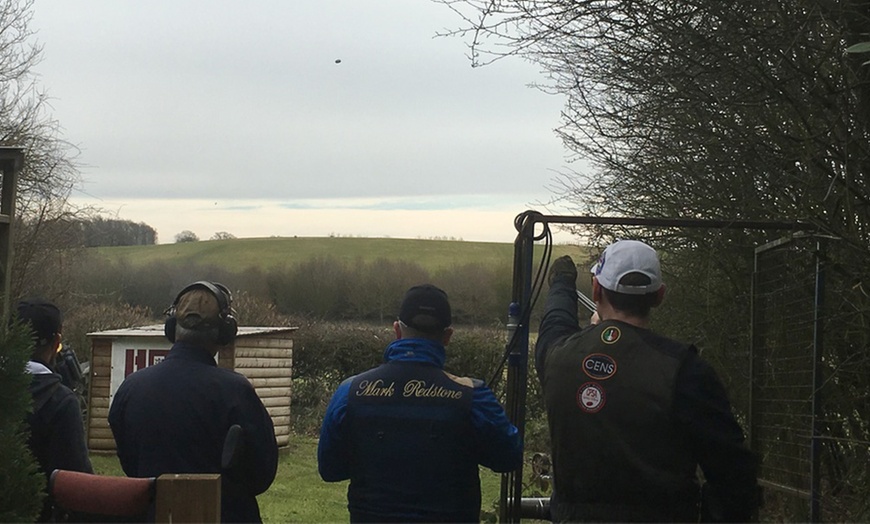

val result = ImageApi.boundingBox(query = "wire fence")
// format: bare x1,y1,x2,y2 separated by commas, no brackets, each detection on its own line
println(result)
751,234,870,522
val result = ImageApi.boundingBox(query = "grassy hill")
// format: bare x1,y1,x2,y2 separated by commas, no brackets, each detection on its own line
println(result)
90,236,592,272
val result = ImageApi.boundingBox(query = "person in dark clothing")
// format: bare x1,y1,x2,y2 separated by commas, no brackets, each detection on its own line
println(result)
318,284,523,523
18,298,94,522
536,241,759,523
108,281,278,523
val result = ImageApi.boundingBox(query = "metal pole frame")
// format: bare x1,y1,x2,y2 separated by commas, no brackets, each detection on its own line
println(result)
499,213,536,522
810,238,825,522
499,211,806,522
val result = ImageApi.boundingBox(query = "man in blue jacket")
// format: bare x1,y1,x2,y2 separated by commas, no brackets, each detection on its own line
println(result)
318,284,523,523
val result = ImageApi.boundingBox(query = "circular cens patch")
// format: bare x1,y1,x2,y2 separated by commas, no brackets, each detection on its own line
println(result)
601,326,621,344
582,353,617,380
577,382,606,413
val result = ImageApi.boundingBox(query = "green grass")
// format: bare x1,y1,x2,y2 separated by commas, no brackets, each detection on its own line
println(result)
259,436,349,523
91,434,504,523
90,236,589,273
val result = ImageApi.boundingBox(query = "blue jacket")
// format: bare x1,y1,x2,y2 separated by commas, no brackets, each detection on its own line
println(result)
318,337,522,522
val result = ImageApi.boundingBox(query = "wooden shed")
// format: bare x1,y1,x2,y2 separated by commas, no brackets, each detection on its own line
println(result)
86,324,297,453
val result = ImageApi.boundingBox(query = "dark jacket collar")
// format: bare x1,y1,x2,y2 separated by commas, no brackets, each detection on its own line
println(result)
167,342,218,366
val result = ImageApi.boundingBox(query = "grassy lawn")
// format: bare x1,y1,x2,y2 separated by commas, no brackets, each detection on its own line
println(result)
91,434,505,523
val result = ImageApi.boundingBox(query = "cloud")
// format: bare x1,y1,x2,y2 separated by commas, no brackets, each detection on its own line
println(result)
274,195,523,212
34,0,569,203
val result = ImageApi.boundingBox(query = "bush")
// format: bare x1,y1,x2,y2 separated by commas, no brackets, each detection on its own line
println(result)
68,251,520,329
291,320,388,434
345,258,429,322
62,301,155,362
268,258,355,318
433,263,512,326
231,290,290,327
0,320,46,521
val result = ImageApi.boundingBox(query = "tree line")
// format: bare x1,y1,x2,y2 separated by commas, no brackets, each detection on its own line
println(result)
66,253,516,329
73,216,157,247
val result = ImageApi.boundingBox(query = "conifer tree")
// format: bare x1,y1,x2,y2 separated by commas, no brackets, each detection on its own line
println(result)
0,319,44,522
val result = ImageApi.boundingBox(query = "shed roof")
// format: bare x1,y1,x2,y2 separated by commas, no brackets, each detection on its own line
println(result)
87,324,298,338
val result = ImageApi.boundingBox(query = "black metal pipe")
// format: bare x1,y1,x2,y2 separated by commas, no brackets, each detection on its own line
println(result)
533,214,809,230
499,213,536,523
519,497,551,520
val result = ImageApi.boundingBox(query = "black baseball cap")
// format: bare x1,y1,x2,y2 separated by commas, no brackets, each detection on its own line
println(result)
16,298,62,346
398,284,451,333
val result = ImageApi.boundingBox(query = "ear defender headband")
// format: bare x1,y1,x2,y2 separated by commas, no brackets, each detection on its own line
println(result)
164,281,239,345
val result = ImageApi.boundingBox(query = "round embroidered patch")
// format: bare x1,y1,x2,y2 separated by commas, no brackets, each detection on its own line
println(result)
582,353,617,380
601,326,621,344
577,382,606,413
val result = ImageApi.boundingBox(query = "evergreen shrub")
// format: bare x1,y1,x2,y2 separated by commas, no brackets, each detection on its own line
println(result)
291,320,388,434
0,319,46,522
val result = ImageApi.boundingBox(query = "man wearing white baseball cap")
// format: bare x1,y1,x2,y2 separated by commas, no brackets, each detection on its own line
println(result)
535,240,759,523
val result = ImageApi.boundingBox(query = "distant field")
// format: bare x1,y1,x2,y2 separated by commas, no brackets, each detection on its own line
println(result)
90,236,592,272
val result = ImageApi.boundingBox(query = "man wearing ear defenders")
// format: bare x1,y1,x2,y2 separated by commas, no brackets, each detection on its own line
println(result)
109,281,278,523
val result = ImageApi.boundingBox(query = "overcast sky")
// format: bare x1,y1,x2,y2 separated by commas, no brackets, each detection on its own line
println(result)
31,1,577,243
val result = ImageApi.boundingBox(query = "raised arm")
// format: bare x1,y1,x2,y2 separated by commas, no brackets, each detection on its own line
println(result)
535,256,581,379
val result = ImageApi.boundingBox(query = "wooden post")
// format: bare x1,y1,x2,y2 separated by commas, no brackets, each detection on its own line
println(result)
155,474,221,523
218,340,236,370
0,147,23,323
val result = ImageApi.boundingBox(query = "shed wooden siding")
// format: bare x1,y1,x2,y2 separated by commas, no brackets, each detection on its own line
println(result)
86,326,295,453
232,333,293,447
88,338,115,452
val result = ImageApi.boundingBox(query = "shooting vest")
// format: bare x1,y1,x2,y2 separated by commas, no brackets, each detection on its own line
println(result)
543,320,701,522
345,361,479,523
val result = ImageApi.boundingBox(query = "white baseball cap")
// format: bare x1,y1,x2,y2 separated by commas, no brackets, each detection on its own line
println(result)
590,240,663,295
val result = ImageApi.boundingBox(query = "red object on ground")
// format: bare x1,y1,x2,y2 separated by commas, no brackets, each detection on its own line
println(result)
49,469,155,517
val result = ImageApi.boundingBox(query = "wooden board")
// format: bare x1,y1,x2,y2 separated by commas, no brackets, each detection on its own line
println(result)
88,416,110,430
234,347,291,359
88,437,117,451
234,357,292,369
156,474,220,523
90,396,110,409
266,406,291,418
261,397,290,408
254,387,291,398
270,416,290,427
236,337,293,349
251,377,292,388
238,368,292,379
88,427,115,439
90,406,109,420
